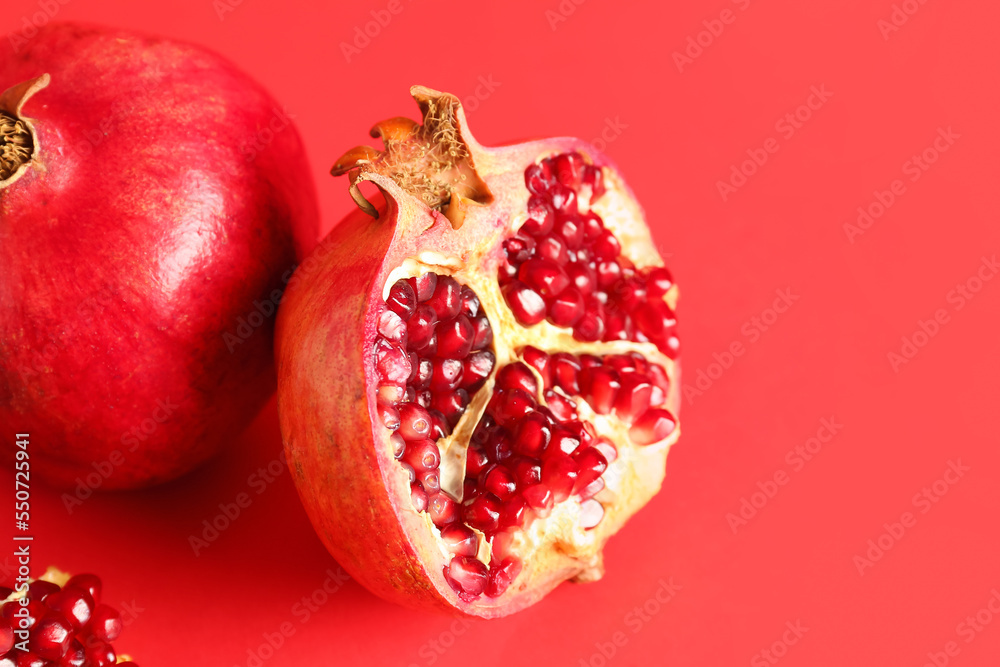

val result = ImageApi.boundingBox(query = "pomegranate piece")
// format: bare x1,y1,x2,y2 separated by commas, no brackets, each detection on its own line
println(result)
0,24,318,489
0,569,135,664
277,88,681,617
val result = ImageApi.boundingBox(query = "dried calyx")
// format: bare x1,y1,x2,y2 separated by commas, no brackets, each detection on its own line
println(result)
0,74,49,187
331,86,493,228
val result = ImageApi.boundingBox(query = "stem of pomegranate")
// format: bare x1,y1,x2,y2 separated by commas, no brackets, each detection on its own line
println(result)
0,74,50,188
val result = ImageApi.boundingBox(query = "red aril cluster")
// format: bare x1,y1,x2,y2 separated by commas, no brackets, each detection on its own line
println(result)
0,574,135,666
501,153,679,357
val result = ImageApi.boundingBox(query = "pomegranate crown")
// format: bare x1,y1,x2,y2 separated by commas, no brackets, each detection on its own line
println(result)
331,86,494,229
0,74,50,188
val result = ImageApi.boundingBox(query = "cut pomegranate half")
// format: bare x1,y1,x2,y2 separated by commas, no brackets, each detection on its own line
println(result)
276,87,680,617
0,568,136,665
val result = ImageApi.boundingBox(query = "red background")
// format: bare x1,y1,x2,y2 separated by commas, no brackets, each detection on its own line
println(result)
3,0,999,665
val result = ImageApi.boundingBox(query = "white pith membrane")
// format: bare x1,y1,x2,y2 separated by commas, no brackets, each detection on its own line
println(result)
370,157,680,604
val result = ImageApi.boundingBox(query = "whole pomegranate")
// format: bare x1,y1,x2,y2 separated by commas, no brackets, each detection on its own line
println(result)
1,569,136,665
0,24,318,488
276,87,679,616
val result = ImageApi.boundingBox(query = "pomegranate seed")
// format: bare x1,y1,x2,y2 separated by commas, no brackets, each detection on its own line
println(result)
629,408,677,445
481,466,517,500
445,556,488,598
500,495,530,528
521,347,551,389
464,479,479,498
413,358,433,389
408,273,438,302
603,311,632,341
548,183,577,213
0,619,11,654
436,315,474,359
441,524,478,556
579,354,601,369
553,152,585,189
573,303,605,342
469,316,493,352
566,263,595,294
484,430,515,462
647,363,670,393
432,388,469,427
28,581,59,601
513,412,551,457
550,427,582,455
377,402,400,430
580,499,605,529
406,305,438,352
428,492,459,526
496,362,539,396
399,462,416,484
485,557,522,598
542,455,580,502
614,372,654,420
426,275,462,320
386,279,417,318
579,476,606,500
43,588,93,631
572,447,608,492
29,613,73,659
403,439,440,471
510,457,542,487
418,469,441,493
595,260,621,290
84,641,116,666
465,446,490,477
460,286,480,317
535,234,569,265
387,434,405,461
377,309,407,344
551,353,582,394
645,266,673,295
462,494,502,533
492,388,535,426
374,339,412,385
548,286,585,327
415,389,432,408
526,196,555,233
89,603,123,643
554,214,583,249
60,639,87,667
633,300,676,340
582,164,606,201
519,258,569,299
397,404,432,441
503,280,546,325
14,653,45,667
525,160,555,194
544,390,576,421
429,410,451,440
377,384,405,404
430,358,464,391
410,484,429,512
592,229,621,260
522,484,554,511
503,234,536,264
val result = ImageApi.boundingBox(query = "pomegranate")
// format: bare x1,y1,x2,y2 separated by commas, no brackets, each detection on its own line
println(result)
0,569,137,665
0,24,318,488
276,87,679,616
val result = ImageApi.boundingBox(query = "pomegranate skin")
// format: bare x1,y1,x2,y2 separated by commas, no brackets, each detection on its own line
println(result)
0,23,319,488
